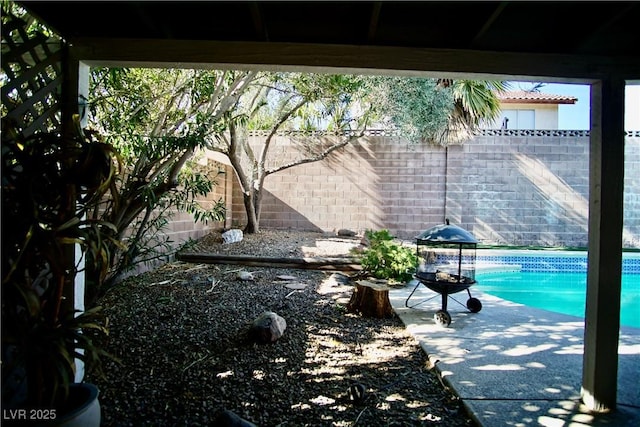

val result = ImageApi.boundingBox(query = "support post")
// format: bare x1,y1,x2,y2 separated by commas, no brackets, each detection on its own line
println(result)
61,47,91,382
581,77,626,412
59,45,80,320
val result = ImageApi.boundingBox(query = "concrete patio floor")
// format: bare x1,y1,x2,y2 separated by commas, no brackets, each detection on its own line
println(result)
388,281,640,427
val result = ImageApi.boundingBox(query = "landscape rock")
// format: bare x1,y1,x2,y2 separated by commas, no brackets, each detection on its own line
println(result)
214,409,257,427
222,229,243,244
337,228,357,237
250,311,287,343
236,270,255,281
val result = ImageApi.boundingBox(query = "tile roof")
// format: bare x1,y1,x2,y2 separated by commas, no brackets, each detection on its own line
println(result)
497,90,578,104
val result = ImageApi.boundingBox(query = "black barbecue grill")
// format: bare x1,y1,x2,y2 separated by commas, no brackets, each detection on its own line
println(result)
405,220,482,326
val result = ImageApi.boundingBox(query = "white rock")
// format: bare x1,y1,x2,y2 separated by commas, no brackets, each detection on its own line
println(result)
236,271,254,281
284,283,307,290
222,229,243,244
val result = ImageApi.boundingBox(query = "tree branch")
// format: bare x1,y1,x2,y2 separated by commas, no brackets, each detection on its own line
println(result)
167,147,195,186
240,131,257,167
205,71,228,116
265,131,363,175
227,119,250,195
247,86,270,120
259,97,307,167
152,88,182,136
211,71,259,123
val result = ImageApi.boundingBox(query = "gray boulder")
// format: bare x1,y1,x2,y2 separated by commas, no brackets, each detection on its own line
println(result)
250,311,287,343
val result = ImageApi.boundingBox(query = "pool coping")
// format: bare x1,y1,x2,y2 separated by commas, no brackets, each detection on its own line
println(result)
389,282,640,427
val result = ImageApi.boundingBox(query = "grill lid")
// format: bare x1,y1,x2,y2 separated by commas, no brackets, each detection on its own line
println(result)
416,220,478,244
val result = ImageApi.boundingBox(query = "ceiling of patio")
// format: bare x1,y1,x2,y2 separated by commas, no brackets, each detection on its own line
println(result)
20,1,640,59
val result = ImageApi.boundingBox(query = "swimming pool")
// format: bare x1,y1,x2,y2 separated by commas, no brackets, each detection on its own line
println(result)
475,250,640,329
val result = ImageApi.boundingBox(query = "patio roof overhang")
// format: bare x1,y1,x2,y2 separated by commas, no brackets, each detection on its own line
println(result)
19,1,640,81
15,0,640,415
18,1,640,61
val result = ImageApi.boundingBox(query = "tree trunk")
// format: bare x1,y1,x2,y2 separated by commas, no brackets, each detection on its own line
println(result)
243,179,265,234
347,280,394,318
243,191,260,234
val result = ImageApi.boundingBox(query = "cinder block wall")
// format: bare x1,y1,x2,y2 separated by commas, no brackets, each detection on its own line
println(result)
229,132,640,248
231,135,447,234
446,135,590,246
624,137,640,248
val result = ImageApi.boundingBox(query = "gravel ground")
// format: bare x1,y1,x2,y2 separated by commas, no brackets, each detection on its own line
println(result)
88,229,477,427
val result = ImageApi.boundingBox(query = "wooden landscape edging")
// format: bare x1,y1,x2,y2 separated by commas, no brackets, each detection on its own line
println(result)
176,253,362,272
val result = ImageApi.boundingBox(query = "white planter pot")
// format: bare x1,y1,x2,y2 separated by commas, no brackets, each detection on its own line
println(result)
51,383,100,427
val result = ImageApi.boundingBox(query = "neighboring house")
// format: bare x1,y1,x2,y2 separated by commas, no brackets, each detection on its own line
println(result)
485,90,578,130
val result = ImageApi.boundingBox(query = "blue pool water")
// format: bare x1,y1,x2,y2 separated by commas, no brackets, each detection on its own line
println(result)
475,251,640,329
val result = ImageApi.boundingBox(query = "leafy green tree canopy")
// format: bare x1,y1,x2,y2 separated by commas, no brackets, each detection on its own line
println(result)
369,76,509,145
368,76,454,143
87,67,230,291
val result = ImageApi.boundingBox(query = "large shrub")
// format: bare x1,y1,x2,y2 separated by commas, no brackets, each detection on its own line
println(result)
355,229,417,283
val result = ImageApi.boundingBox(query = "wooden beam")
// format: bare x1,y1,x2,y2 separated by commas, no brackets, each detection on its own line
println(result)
367,2,382,43
575,3,637,54
176,253,362,272
471,1,509,47
250,1,269,42
69,38,640,82
581,77,626,412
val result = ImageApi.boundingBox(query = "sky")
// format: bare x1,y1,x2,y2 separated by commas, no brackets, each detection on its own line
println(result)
510,81,640,131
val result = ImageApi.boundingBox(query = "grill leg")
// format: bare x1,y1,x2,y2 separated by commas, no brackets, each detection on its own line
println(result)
405,281,423,308
441,293,448,311
405,280,440,309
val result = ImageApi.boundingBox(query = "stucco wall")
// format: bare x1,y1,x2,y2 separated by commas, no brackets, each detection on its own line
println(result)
485,104,559,129
504,103,559,129
229,132,640,249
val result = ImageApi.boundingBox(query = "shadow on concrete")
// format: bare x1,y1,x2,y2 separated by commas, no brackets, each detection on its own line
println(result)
389,282,640,426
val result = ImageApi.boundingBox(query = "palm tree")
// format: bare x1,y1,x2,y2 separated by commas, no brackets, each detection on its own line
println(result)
436,79,510,145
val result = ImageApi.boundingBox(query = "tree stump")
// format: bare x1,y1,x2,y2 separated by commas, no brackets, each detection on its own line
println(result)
347,280,394,318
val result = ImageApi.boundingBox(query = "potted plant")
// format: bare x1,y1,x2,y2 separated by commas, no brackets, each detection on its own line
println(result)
2,116,120,425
